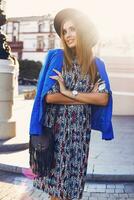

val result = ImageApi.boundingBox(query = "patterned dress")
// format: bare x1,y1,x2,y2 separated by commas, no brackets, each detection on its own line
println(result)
33,60,94,200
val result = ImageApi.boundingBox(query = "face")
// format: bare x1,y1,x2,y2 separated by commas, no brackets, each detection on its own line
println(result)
62,20,77,49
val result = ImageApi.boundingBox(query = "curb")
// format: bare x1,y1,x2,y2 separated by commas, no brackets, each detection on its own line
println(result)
0,163,23,174
0,143,29,152
0,163,134,182
85,173,134,182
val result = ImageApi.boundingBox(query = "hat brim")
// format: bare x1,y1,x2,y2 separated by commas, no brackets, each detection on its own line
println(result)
54,8,83,37
54,8,99,47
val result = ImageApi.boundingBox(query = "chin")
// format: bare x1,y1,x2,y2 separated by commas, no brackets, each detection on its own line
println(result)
68,44,76,49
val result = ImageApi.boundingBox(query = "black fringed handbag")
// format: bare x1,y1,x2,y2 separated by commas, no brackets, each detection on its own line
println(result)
29,108,58,177
29,126,55,177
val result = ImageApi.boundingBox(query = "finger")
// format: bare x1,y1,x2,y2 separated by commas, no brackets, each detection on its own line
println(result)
93,88,98,92
93,86,99,92
97,78,101,82
53,69,62,77
53,70,64,82
98,79,104,83
97,79,105,84
49,75,59,80
94,85,98,89
59,77,64,82
94,82,99,87
53,69,60,75
49,76,64,84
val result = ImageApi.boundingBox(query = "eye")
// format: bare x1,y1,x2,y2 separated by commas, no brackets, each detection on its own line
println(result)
62,30,67,35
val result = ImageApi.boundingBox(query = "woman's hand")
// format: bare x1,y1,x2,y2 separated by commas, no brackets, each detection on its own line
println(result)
91,81,99,93
91,79,105,93
49,69,67,94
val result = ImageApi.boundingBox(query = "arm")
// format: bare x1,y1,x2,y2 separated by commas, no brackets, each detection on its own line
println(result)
45,93,85,105
49,69,109,106
61,90,109,106
46,89,109,106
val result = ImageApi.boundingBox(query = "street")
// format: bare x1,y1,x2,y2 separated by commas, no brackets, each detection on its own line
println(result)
0,171,134,200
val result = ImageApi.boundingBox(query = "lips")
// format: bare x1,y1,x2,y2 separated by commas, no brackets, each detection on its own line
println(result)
67,39,74,44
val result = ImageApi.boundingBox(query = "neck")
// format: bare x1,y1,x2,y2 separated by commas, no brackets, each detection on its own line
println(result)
71,47,76,56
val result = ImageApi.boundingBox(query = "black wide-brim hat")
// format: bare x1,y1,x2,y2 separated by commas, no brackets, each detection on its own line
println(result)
54,8,99,47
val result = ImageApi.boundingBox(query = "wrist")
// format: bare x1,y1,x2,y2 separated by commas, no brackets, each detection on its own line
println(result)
61,90,78,99
61,90,71,97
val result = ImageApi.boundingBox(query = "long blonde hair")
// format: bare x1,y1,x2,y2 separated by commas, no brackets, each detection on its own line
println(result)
60,18,98,84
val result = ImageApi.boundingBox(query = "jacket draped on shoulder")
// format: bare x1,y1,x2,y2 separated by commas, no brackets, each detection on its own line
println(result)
29,49,114,140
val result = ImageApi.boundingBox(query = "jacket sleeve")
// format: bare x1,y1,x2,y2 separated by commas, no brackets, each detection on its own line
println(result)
29,50,53,135
91,57,114,140
39,49,64,124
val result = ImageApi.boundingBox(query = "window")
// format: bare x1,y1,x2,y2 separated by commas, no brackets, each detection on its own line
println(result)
13,36,16,42
36,36,44,51
48,34,55,49
38,21,44,32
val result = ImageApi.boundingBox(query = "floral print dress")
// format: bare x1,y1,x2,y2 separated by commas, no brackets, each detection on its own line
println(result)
33,60,94,200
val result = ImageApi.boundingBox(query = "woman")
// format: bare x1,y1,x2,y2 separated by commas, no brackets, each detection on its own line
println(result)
30,8,114,200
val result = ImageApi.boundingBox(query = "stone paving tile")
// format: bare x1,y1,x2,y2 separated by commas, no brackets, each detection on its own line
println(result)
109,193,119,198
0,171,134,200
125,184,134,193
115,184,125,189
115,188,124,193
128,193,134,197
106,184,116,189
105,188,115,193
119,193,129,197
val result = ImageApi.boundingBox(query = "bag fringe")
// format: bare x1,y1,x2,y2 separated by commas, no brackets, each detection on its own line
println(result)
29,131,55,177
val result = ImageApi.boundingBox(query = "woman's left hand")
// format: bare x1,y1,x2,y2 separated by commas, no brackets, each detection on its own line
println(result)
49,69,66,93
91,79,105,93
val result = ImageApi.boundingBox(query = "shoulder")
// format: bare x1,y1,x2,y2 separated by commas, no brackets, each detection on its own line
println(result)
47,48,64,56
95,56,105,65
42,48,64,64
95,56,106,71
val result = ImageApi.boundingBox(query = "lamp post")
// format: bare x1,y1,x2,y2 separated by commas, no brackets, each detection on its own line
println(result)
0,0,10,59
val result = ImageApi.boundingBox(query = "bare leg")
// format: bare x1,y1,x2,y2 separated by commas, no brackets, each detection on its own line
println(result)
51,196,60,200
50,195,72,200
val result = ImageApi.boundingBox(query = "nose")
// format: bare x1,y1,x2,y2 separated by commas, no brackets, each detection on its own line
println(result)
66,29,72,37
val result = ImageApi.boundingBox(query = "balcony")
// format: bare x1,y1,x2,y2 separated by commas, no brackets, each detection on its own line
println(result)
8,41,23,50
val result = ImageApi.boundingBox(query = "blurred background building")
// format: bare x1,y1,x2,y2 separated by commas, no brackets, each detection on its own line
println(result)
2,15,60,61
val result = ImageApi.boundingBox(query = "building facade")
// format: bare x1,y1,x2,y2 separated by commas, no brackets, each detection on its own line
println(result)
3,15,134,62
2,15,61,61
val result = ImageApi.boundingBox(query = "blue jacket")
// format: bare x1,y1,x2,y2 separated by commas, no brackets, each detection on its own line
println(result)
29,49,114,140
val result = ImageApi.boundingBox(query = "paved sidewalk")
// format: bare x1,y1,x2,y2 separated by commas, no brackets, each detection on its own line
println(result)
0,96,134,181
1,171,134,200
